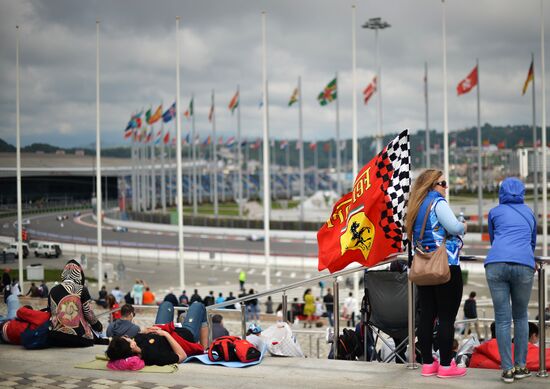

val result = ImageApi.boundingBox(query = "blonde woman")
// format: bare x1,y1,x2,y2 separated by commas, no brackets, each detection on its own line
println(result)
405,169,466,378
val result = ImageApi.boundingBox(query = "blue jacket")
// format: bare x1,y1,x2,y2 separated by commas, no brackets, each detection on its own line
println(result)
413,190,464,265
485,177,536,269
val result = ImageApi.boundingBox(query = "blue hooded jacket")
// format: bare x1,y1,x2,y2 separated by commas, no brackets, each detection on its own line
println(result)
485,177,536,269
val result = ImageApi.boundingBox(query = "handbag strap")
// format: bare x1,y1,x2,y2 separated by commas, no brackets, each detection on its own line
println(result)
418,200,434,241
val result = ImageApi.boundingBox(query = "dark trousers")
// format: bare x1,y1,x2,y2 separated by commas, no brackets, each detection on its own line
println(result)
417,265,463,366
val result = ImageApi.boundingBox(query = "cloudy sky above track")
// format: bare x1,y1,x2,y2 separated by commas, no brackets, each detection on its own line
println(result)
0,0,547,148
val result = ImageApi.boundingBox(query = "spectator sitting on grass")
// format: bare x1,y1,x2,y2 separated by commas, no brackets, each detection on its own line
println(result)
106,304,140,338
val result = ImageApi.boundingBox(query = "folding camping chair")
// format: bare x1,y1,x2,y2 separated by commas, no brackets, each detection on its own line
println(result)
362,261,419,363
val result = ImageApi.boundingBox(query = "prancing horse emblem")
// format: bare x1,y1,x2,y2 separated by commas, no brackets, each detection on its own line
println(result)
340,211,375,259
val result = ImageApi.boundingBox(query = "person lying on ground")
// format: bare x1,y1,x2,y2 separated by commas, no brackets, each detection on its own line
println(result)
106,301,207,366
0,305,50,345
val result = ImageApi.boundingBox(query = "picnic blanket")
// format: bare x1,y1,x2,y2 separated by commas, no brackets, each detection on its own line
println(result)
75,354,178,373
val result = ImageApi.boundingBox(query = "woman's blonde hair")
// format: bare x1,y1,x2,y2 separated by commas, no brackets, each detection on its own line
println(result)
405,169,444,239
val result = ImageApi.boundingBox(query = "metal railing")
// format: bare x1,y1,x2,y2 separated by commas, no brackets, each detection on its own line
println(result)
202,253,549,378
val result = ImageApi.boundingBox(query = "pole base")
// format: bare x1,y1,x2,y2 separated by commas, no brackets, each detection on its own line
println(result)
406,363,419,370
536,370,548,378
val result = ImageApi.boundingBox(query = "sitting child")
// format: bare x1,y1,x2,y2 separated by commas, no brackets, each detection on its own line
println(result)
106,304,140,338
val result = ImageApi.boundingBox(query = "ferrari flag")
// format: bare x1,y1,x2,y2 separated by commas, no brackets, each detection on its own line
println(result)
317,130,411,273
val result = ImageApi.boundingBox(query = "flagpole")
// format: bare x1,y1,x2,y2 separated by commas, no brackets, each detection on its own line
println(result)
425,61,431,168
272,136,277,201
151,122,156,211
131,129,137,211
261,11,271,290
476,58,483,232
286,143,290,199
442,0,450,198
168,135,173,206
161,113,166,213
191,93,198,215
298,76,305,223
540,0,548,303
314,143,319,192
15,25,24,289
352,5,358,179
246,141,250,202
351,5,360,306
237,84,243,217
175,16,185,291
335,72,342,195
532,52,539,220
95,20,103,290
212,89,218,217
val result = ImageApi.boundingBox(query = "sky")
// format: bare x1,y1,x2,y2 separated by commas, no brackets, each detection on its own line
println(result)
0,0,548,148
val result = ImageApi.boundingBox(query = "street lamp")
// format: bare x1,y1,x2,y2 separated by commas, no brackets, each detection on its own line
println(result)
362,17,391,152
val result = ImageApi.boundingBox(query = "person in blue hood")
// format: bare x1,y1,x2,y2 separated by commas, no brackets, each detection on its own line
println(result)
485,177,536,383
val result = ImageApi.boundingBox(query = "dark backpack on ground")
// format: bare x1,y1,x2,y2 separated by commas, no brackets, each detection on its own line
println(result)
336,328,361,360
20,320,52,350
208,335,261,363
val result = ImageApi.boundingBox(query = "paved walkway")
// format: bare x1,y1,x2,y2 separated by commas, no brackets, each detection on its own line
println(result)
1,344,549,389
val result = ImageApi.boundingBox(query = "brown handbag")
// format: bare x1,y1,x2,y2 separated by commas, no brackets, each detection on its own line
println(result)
409,200,451,286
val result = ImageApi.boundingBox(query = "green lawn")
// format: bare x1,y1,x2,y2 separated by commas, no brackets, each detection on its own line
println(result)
8,268,97,283
169,199,301,217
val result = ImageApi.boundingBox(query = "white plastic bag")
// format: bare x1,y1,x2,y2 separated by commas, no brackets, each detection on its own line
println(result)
262,322,304,357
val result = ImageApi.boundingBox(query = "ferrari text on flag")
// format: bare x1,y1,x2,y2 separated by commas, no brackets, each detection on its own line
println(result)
317,130,411,273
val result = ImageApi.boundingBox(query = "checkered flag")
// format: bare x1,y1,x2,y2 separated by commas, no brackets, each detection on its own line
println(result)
375,130,411,250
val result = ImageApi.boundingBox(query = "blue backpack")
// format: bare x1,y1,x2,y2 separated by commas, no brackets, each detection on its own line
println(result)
20,320,52,349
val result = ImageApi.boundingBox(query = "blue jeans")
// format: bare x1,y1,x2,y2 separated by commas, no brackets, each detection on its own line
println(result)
155,301,206,342
485,263,534,370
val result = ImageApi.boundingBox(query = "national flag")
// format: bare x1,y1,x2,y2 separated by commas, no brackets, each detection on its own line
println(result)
497,140,506,149
241,140,248,147
154,129,163,144
309,142,318,150
296,141,302,150
288,87,299,106
482,139,490,147
317,130,411,273
136,117,142,128
162,102,176,123
184,99,194,119
457,65,478,96
203,136,211,146
218,136,224,145
163,131,170,144
318,78,337,106
280,140,289,150
145,128,153,143
363,76,377,105
194,134,200,145
522,60,534,96
124,128,133,139
145,108,152,124
323,143,331,152
228,91,239,114
148,104,163,124
226,136,236,146
250,138,261,150
184,133,190,145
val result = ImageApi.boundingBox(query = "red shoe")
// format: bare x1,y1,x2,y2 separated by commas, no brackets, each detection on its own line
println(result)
437,360,467,378
421,358,440,377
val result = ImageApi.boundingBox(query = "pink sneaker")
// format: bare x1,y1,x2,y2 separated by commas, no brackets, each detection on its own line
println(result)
421,358,440,376
437,360,467,378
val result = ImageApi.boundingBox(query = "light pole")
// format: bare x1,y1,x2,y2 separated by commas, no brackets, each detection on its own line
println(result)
363,17,391,152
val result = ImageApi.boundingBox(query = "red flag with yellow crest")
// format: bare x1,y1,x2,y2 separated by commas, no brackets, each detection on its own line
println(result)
317,130,411,273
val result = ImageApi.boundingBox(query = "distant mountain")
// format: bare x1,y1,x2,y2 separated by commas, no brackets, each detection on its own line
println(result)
0,138,16,152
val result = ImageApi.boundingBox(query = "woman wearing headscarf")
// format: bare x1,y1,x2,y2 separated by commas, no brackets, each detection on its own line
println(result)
48,259,102,347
